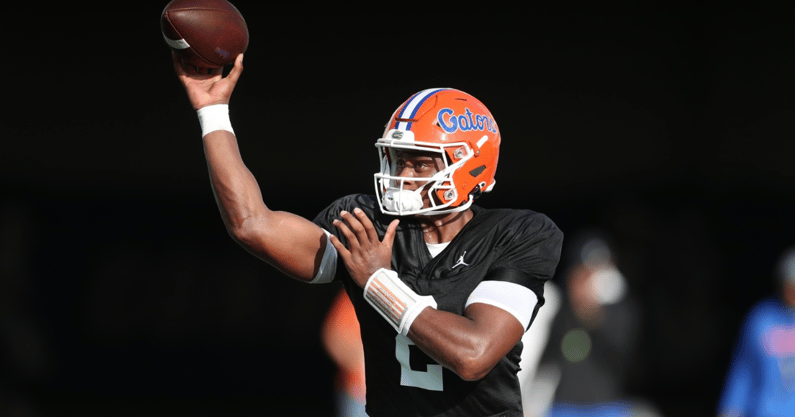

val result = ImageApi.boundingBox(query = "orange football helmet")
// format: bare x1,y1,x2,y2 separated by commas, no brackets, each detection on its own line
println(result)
374,88,501,216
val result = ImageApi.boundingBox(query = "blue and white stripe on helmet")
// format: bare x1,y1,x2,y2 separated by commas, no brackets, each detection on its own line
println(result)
394,88,450,131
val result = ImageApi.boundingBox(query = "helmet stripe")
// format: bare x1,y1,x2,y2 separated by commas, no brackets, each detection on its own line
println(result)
395,88,449,131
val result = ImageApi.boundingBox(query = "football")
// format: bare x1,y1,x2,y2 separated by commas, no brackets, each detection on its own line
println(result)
161,0,248,69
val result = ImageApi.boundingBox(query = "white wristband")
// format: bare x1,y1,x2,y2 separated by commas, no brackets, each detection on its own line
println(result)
363,268,437,336
197,104,234,138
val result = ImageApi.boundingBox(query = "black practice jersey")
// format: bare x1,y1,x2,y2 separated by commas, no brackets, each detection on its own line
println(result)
313,194,563,417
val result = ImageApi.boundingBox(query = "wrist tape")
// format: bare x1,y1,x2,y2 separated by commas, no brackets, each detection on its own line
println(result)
197,104,234,137
364,268,437,336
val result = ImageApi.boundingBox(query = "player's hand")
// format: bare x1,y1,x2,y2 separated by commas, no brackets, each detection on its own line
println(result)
330,208,400,288
172,52,244,110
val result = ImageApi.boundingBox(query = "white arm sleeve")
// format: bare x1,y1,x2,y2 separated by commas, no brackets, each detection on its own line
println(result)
465,281,538,329
307,229,338,284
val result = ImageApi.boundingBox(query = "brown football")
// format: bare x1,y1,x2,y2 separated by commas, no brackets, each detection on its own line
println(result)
161,0,248,69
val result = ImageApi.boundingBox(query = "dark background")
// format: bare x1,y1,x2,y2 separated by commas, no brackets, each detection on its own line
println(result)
3,1,795,416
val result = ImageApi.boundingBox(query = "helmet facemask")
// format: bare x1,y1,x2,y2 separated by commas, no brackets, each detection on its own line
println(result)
374,133,475,216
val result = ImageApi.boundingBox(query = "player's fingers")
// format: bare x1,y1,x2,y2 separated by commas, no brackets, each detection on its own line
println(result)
172,51,188,78
339,210,369,245
328,234,351,261
225,53,244,85
332,215,360,250
352,208,378,243
383,219,400,247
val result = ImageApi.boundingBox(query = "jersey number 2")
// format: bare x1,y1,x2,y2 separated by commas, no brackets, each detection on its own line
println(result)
395,334,443,391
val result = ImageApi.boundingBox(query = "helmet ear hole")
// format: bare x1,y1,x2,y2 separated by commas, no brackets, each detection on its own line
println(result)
468,165,487,178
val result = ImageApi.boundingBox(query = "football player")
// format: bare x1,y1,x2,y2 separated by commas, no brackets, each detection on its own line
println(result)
171,53,563,417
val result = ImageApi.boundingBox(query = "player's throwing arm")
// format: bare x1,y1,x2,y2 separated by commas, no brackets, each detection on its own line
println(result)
164,1,330,283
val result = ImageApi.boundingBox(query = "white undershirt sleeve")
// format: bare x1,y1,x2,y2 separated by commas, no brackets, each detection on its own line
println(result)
307,229,338,284
465,281,538,329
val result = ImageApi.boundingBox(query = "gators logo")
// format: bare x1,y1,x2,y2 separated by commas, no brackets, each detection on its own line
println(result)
437,108,498,134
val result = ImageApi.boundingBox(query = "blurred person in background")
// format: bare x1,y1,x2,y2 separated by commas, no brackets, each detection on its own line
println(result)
718,247,795,417
529,232,660,417
322,288,368,417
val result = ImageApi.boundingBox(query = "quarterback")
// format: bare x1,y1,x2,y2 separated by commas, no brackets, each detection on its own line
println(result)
171,53,563,417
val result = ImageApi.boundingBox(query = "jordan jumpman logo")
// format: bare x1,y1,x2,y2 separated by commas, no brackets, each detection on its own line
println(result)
452,251,469,269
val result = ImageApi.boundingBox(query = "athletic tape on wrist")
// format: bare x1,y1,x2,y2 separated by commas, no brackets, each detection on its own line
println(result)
197,104,234,138
363,268,437,336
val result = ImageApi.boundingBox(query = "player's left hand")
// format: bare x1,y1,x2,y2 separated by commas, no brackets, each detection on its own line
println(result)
330,208,400,288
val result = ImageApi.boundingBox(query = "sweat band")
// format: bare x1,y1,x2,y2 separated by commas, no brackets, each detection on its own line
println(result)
197,104,234,138
364,268,437,336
